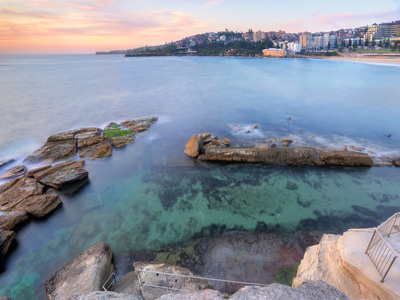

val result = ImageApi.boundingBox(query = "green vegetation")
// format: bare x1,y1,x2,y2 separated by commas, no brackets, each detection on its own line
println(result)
103,123,133,138
273,261,301,286
194,39,273,56
299,51,339,57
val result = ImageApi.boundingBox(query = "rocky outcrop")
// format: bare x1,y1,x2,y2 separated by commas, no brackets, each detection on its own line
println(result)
103,123,135,148
2,194,62,218
230,280,348,300
45,242,114,300
78,136,112,160
0,228,15,258
0,210,29,230
158,289,224,300
30,161,88,190
71,291,141,300
0,165,27,180
121,117,158,132
0,158,14,169
184,134,204,158
24,139,77,164
133,262,211,300
0,176,45,207
293,229,400,300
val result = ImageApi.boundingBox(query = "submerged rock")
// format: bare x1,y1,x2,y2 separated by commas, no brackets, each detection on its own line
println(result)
0,158,14,169
103,123,135,148
0,210,29,230
45,242,114,300
0,228,15,258
0,165,27,180
31,161,88,190
184,134,204,158
121,117,158,132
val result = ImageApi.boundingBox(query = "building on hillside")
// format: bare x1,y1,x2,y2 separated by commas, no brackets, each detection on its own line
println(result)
253,30,266,42
287,42,301,52
262,48,287,57
299,32,312,50
364,21,400,42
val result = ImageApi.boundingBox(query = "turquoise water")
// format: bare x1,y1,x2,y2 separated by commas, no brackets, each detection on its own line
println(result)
0,55,400,299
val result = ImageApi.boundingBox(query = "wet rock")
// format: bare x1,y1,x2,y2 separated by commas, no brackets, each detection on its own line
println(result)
0,159,14,169
0,176,45,207
320,151,373,166
0,228,15,258
24,139,77,164
393,160,400,167
230,281,348,300
27,165,52,177
349,145,365,152
103,123,135,148
184,134,204,158
0,210,29,230
2,194,62,218
281,138,293,144
71,291,141,300
220,138,230,146
270,143,277,148
312,160,325,167
45,242,114,300
282,142,289,147
287,116,292,120
47,128,100,142
78,136,112,160
74,128,102,141
251,124,258,130
31,161,88,190
244,130,250,134
121,117,158,132
0,177,20,194
342,145,348,151
158,289,224,300
133,262,211,300
201,133,211,140
374,162,394,167
0,165,27,180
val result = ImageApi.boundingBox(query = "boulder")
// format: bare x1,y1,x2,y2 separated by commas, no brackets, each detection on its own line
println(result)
47,128,101,142
0,176,45,207
0,210,29,230
0,158,14,169
71,291,141,300
103,123,135,148
281,138,293,144
0,228,15,258
24,139,77,164
0,177,20,194
158,290,224,300
184,134,204,158
230,280,348,300
133,262,211,300
78,136,112,160
31,161,88,190
293,229,400,299
2,194,61,218
220,138,230,146
0,165,27,180
45,242,114,300
201,133,211,140
121,117,158,132
393,160,400,167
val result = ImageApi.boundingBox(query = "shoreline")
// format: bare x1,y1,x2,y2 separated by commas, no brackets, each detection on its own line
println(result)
315,53,400,65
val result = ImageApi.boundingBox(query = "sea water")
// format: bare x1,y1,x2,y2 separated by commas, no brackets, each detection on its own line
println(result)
0,55,399,299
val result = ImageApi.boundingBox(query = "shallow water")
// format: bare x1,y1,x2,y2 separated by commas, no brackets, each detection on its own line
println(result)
0,55,400,299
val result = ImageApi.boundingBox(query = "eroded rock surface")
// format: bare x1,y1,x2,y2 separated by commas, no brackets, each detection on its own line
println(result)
2,194,62,218
103,123,135,148
45,242,114,300
78,136,112,160
121,117,158,132
0,165,27,180
0,228,15,258
0,210,29,230
184,134,204,158
0,176,45,207
31,161,88,190
71,291,141,300
158,289,224,300
24,139,77,164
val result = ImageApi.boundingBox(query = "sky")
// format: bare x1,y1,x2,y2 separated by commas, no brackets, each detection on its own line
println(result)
0,0,399,54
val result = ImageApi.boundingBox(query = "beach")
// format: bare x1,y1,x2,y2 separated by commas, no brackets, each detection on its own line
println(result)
320,52,400,65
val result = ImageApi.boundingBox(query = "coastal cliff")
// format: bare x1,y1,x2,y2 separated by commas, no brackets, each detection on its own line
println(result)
293,228,400,300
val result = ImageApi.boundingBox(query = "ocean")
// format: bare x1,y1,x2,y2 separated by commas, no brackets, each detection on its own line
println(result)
0,54,400,299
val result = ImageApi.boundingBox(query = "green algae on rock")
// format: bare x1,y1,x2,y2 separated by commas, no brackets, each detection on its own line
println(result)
103,123,135,148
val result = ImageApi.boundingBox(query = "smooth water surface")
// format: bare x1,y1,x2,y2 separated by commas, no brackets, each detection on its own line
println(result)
0,55,400,299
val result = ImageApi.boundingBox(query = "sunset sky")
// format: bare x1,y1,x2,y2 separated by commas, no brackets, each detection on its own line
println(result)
1,0,399,54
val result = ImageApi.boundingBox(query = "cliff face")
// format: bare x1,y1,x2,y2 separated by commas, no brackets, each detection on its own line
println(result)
293,229,400,300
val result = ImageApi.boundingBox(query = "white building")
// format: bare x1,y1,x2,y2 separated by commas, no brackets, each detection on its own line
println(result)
287,42,302,52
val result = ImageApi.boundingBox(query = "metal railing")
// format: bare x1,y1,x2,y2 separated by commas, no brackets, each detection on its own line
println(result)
102,271,116,291
136,268,270,294
365,212,400,283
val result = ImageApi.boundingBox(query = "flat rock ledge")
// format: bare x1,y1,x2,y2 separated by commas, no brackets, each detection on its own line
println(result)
293,228,400,299
45,242,114,300
0,165,27,180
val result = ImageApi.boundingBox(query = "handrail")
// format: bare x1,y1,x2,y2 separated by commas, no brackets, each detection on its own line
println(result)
102,271,116,291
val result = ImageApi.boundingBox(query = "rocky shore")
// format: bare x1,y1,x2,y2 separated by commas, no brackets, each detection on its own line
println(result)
0,117,158,263
184,133,400,167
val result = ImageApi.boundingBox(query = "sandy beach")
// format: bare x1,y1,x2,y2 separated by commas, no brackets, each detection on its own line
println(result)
320,53,400,65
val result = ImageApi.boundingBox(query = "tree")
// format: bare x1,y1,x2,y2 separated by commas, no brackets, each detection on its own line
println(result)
335,39,338,49
364,39,369,47
371,39,376,47
378,40,383,47
348,39,352,48
341,40,345,47
328,41,331,49
353,41,357,49
358,39,362,47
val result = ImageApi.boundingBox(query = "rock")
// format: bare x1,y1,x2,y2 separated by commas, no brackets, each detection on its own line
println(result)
293,228,400,299
78,136,112,160
2,194,61,218
121,117,158,132
109,271,142,296
349,145,365,152
287,117,292,120
0,177,20,194
244,130,250,134
393,160,400,167
0,158,14,169
342,145,348,151
74,128,102,141
251,124,258,130
312,160,325,167
103,123,135,148
374,162,395,167
71,291,141,300
47,128,100,142
201,133,211,140
230,280,348,300
0,165,27,180
282,142,289,147
133,262,211,300
0,210,29,230
24,139,77,164
270,143,277,148
320,151,373,166
281,138,293,144
45,242,114,300
0,228,15,258
184,134,204,158
220,138,230,146
0,176,45,207
158,289,224,300
27,165,52,177
31,161,88,190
